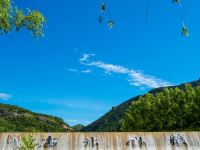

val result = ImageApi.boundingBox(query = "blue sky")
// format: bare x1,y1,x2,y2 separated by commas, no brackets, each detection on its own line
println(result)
0,0,200,126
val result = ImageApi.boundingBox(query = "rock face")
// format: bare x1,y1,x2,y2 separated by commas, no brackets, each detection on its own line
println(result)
0,132,200,150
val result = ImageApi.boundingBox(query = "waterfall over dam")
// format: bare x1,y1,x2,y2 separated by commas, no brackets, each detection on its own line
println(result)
0,132,200,150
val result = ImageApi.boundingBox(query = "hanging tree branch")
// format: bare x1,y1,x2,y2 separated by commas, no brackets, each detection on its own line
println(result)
98,0,189,36
0,0,46,38
99,0,114,29
172,0,189,36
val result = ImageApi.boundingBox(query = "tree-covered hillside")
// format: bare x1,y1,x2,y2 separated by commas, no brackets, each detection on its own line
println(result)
120,83,200,131
81,96,140,132
72,124,85,132
0,103,70,132
82,79,200,132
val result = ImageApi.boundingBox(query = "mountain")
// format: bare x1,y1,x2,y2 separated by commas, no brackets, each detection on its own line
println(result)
72,124,85,131
81,79,200,132
0,103,71,132
81,96,139,132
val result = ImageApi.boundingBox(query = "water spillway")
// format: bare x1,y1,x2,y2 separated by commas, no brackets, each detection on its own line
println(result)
0,132,200,150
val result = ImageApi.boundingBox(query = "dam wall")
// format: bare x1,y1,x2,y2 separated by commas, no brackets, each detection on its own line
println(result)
0,132,200,150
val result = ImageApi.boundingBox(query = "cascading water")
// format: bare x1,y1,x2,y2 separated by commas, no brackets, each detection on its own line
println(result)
0,132,200,150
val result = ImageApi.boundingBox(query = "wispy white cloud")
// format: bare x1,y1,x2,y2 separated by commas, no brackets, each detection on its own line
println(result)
79,54,172,88
79,54,96,62
67,68,92,74
67,68,79,73
81,69,92,73
0,93,12,100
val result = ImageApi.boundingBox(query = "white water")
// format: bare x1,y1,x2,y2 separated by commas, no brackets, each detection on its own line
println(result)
0,132,200,150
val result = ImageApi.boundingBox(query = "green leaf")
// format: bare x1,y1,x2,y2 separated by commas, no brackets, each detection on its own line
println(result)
108,20,114,29
182,24,189,37
101,2,105,13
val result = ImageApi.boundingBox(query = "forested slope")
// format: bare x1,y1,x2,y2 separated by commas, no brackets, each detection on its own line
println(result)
82,79,200,132
0,103,71,132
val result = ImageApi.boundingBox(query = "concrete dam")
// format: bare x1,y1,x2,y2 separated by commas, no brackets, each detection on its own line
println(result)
0,132,200,150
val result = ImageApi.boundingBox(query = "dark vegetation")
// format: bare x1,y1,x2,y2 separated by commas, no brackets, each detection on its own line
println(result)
0,103,70,132
82,79,200,132
72,124,85,132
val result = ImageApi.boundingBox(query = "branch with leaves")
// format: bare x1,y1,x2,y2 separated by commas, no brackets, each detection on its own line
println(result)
99,0,189,36
99,0,114,29
172,0,189,36
0,0,46,38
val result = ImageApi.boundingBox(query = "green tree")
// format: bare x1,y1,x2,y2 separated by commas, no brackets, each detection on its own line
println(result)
120,84,200,131
0,0,46,38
